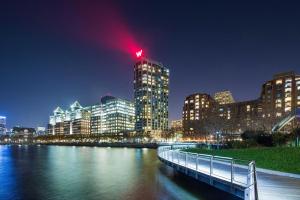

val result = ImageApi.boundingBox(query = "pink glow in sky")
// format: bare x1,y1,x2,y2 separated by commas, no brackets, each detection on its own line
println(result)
68,2,142,58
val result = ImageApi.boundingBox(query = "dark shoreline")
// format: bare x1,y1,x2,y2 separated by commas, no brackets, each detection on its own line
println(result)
0,142,159,149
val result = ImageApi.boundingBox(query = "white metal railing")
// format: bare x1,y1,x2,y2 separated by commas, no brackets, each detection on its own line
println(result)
157,145,258,200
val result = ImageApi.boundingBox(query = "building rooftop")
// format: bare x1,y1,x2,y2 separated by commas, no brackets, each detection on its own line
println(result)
273,71,296,79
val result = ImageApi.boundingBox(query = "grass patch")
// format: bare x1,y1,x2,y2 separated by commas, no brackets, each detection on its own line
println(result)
183,147,300,174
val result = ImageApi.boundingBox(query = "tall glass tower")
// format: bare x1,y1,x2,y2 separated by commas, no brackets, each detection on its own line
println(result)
134,56,169,136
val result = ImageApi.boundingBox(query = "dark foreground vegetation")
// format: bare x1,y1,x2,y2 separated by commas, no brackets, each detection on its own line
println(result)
227,128,300,148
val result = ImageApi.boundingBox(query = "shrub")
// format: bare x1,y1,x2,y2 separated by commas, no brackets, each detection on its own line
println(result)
272,132,289,146
226,139,258,149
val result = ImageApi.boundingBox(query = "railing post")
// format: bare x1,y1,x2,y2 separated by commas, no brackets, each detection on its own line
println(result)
210,155,213,185
167,149,169,160
172,150,174,162
196,154,199,171
253,162,259,200
231,159,234,184
245,161,259,200
210,156,213,175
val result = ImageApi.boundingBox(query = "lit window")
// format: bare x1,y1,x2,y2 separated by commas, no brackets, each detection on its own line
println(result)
246,105,251,112
285,97,291,102
276,103,282,108
285,78,292,83
276,79,282,85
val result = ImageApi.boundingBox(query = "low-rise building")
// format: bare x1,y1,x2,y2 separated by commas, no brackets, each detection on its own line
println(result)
12,127,36,135
36,127,46,135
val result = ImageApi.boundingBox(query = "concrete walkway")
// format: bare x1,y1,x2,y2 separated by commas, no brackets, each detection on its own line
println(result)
161,150,300,200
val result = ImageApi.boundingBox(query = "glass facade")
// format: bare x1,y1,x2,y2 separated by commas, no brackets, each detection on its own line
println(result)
91,104,102,134
134,58,169,135
0,116,6,135
101,96,135,134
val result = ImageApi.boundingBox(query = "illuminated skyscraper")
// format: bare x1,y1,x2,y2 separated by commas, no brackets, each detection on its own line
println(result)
134,54,169,136
0,116,6,135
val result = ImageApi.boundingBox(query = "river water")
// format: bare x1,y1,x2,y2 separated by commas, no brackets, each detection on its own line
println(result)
0,145,238,200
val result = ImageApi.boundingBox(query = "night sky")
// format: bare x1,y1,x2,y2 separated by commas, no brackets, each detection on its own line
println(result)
1,0,300,128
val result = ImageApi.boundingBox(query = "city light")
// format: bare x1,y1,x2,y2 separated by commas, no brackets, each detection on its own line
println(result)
136,49,143,58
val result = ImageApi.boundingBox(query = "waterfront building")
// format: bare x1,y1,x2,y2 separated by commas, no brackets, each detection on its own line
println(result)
49,101,91,135
65,101,91,135
90,103,102,134
36,127,46,135
182,71,300,137
48,96,134,135
134,57,169,137
12,127,36,135
49,107,65,135
260,71,300,130
0,116,6,135
217,99,263,133
101,96,135,134
214,90,235,105
182,93,216,138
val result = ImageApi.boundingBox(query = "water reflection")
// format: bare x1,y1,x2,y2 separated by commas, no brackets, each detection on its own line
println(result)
0,145,238,200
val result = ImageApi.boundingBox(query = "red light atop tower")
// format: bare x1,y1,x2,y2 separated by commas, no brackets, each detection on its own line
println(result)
136,49,143,58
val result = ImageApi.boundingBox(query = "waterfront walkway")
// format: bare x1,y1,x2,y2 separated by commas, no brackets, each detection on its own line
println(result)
159,147,300,200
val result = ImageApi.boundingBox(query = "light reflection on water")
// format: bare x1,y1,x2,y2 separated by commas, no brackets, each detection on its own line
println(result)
0,145,238,200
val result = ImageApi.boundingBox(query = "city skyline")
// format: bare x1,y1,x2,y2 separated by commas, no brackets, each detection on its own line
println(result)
1,1,300,127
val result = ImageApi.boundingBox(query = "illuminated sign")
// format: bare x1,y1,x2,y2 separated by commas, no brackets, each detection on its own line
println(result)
136,49,143,58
